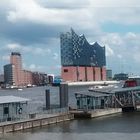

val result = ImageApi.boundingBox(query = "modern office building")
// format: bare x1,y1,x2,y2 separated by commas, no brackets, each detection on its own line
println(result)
10,52,23,86
60,29,106,82
4,64,16,86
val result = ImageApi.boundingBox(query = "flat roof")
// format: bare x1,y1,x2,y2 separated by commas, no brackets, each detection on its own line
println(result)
75,91,110,97
63,81,119,86
0,96,29,104
113,86,140,93
88,86,140,94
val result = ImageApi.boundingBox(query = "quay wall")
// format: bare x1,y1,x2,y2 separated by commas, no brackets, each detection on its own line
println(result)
0,113,74,133
90,108,122,118
72,108,122,118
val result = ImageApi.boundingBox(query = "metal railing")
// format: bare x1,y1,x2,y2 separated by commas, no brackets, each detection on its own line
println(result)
0,107,69,123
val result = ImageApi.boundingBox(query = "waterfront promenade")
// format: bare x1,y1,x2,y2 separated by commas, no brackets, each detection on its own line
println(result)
0,113,74,133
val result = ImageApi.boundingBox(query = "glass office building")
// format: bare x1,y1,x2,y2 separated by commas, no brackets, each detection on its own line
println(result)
60,29,106,67
60,29,106,82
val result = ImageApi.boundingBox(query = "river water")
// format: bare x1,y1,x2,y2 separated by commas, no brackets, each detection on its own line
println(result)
0,86,140,140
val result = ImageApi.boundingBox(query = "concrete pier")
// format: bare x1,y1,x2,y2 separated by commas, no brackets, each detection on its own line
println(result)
70,108,122,118
0,113,74,133
67,81,119,86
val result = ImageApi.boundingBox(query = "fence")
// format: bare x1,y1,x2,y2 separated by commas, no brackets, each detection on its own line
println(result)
0,113,74,133
0,107,69,123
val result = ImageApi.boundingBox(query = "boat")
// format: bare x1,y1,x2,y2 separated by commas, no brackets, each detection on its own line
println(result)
88,84,118,91
123,76,140,88
5,85,18,89
26,84,33,88
17,88,23,91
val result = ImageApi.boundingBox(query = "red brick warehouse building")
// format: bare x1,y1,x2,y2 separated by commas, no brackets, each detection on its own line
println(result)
60,29,106,82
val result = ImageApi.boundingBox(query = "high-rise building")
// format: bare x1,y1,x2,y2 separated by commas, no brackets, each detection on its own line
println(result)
60,29,106,82
4,64,16,85
10,52,23,86
4,52,48,87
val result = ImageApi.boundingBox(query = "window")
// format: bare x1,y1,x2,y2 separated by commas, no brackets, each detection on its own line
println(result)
4,107,9,114
64,69,68,72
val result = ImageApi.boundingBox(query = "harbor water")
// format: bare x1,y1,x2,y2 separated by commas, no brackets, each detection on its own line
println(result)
0,85,140,140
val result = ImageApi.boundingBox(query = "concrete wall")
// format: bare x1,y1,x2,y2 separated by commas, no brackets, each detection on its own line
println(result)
90,108,122,118
0,113,74,133
72,108,122,118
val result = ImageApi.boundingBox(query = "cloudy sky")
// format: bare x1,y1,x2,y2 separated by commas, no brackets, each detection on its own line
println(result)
0,0,140,75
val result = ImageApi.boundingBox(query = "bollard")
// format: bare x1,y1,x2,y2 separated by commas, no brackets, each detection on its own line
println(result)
59,83,68,108
45,89,50,110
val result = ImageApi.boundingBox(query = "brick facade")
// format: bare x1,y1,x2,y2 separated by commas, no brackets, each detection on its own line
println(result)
62,66,106,82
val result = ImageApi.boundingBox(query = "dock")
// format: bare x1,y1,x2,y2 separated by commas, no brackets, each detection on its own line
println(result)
0,113,74,133
70,108,122,118
0,108,122,133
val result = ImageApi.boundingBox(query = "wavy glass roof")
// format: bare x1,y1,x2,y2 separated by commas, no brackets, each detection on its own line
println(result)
60,29,106,67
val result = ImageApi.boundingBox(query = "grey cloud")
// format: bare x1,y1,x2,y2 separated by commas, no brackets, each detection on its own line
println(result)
0,20,66,45
37,0,89,9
